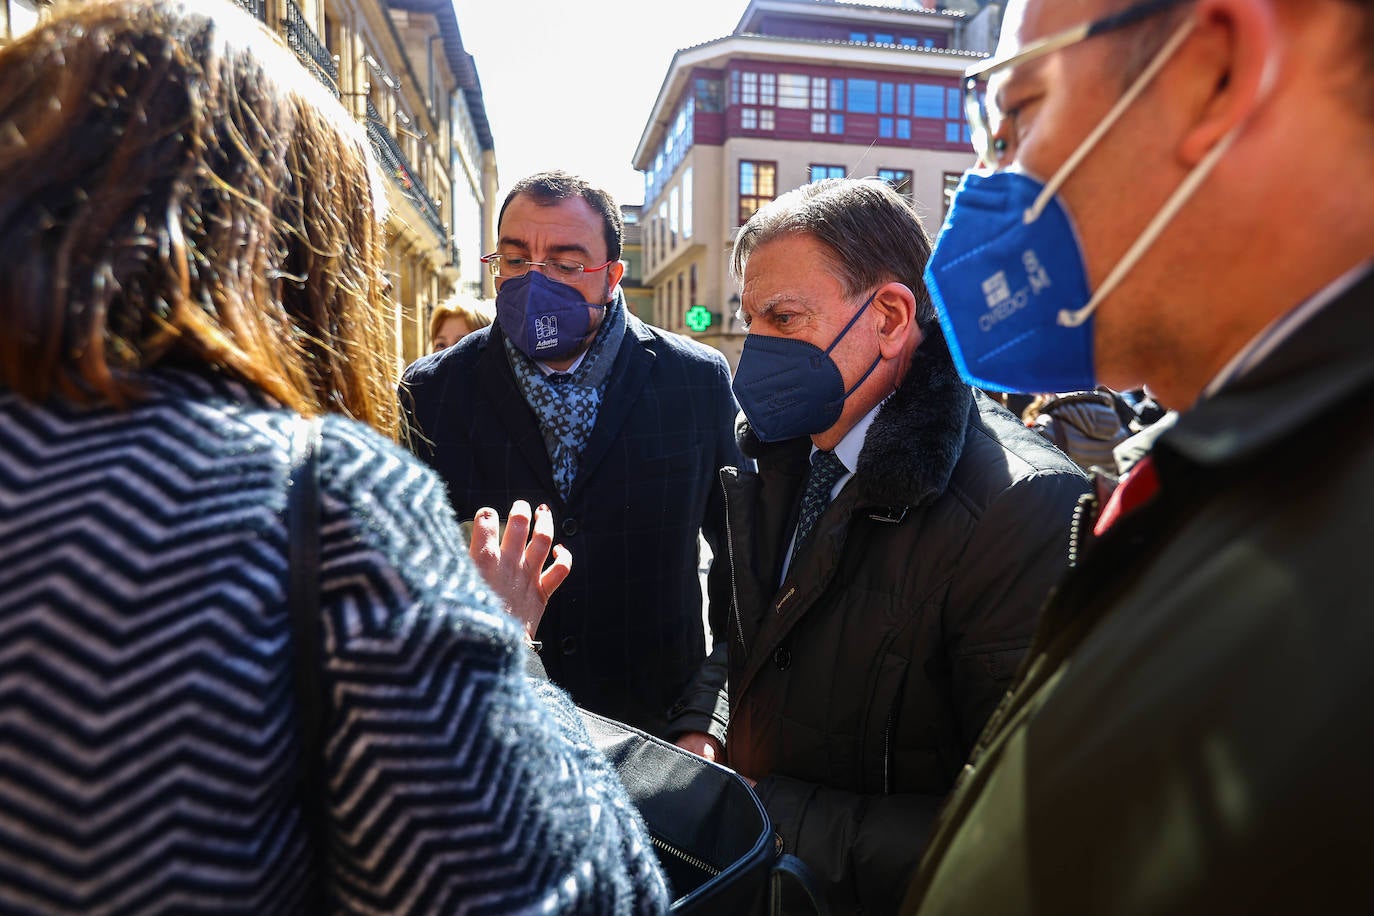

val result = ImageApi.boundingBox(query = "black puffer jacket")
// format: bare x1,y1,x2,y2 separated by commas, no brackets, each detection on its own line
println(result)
688,330,1088,914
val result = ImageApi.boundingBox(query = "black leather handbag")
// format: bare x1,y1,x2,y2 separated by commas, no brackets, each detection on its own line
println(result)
580,709,827,915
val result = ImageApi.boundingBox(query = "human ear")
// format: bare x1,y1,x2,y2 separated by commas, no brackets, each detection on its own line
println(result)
1177,0,1278,165
870,282,920,360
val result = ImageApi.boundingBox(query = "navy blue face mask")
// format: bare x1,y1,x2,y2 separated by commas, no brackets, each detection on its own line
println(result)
732,291,882,443
496,271,606,362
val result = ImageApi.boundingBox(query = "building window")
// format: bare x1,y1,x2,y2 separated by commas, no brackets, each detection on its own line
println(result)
682,167,693,239
669,186,680,244
811,112,827,134
847,79,878,114
811,78,828,109
741,107,774,131
810,164,846,183
829,113,845,134
658,201,668,260
741,71,758,105
760,72,776,107
879,168,913,198
830,79,844,110
880,118,894,139
849,31,866,42
914,84,945,119
943,171,964,220
779,74,809,109
695,76,725,113
677,272,686,330
874,32,894,44
739,161,777,225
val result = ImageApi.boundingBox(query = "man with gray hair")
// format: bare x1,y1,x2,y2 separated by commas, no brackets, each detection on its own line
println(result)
904,0,1374,911
676,178,1088,913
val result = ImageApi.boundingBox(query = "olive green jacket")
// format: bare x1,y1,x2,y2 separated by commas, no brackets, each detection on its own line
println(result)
904,268,1374,915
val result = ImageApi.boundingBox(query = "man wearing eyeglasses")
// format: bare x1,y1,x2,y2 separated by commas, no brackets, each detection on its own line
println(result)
903,0,1374,912
400,171,745,746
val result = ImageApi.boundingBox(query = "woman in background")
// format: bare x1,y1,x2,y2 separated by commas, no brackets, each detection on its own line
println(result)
0,1,667,912
430,295,494,351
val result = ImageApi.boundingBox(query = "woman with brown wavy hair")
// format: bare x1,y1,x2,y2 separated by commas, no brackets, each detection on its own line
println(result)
0,1,667,912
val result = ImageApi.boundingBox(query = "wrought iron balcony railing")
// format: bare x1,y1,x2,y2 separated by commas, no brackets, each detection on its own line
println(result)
365,98,454,262
266,0,455,266
233,0,266,21
281,0,339,96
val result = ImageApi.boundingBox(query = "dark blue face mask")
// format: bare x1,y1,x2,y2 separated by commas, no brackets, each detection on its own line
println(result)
732,291,882,443
496,271,605,362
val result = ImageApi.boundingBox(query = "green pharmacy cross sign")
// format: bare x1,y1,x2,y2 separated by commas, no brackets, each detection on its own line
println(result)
684,305,714,332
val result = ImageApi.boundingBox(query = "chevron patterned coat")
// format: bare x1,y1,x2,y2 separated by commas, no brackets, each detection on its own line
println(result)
0,371,669,914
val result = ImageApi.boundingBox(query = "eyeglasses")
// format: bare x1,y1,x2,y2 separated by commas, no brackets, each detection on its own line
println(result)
963,0,1191,166
480,253,614,283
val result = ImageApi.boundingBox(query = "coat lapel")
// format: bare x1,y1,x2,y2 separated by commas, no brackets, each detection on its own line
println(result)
569,317,655,496
477,328,560,496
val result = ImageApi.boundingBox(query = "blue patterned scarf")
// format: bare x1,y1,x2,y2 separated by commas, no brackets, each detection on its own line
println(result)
503,290,627,499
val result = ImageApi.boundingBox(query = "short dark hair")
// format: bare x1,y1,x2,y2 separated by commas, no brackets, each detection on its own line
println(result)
1342,0,1374,119
730,178,937,328
498,170,623,262
1111,0,1373,119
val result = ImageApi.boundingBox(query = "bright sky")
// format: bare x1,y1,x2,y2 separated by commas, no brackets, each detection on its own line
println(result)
452,0,751,207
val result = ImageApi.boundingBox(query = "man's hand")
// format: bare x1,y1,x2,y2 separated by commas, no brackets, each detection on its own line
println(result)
674,731,725,763
468,500,572,643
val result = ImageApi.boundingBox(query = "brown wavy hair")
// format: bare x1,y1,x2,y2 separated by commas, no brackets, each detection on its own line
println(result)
0,0,398,438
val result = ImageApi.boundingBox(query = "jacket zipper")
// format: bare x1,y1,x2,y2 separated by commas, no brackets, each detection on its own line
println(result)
720,471,748,654
884,702,897,795
651,834,722,878
1065,490,1097,569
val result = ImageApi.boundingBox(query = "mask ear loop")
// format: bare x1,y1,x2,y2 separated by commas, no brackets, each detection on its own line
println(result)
1057,25,1279,329
1026,17,1198,226
824,289,884,398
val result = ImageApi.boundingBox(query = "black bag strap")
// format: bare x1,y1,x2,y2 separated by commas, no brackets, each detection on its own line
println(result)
770,852,829,916
287,417,327,913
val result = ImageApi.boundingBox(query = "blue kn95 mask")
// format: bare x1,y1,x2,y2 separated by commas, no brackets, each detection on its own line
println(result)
923,169,1096,394
496,270,605,362
924,16,1245,395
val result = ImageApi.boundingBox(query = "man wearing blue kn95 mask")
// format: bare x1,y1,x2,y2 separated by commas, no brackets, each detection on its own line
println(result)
906,0,1374,912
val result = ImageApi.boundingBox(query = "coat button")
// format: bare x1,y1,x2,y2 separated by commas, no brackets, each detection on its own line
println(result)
772,647,791,671
560,636,578,655
561,517,579,536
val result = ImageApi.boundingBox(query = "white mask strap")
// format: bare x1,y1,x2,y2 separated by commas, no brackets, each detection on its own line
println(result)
1058,27,1281,329
1026,16,1198,224
1058,125,1238,327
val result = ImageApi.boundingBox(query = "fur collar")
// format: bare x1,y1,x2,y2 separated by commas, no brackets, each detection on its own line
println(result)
738,326,972,508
